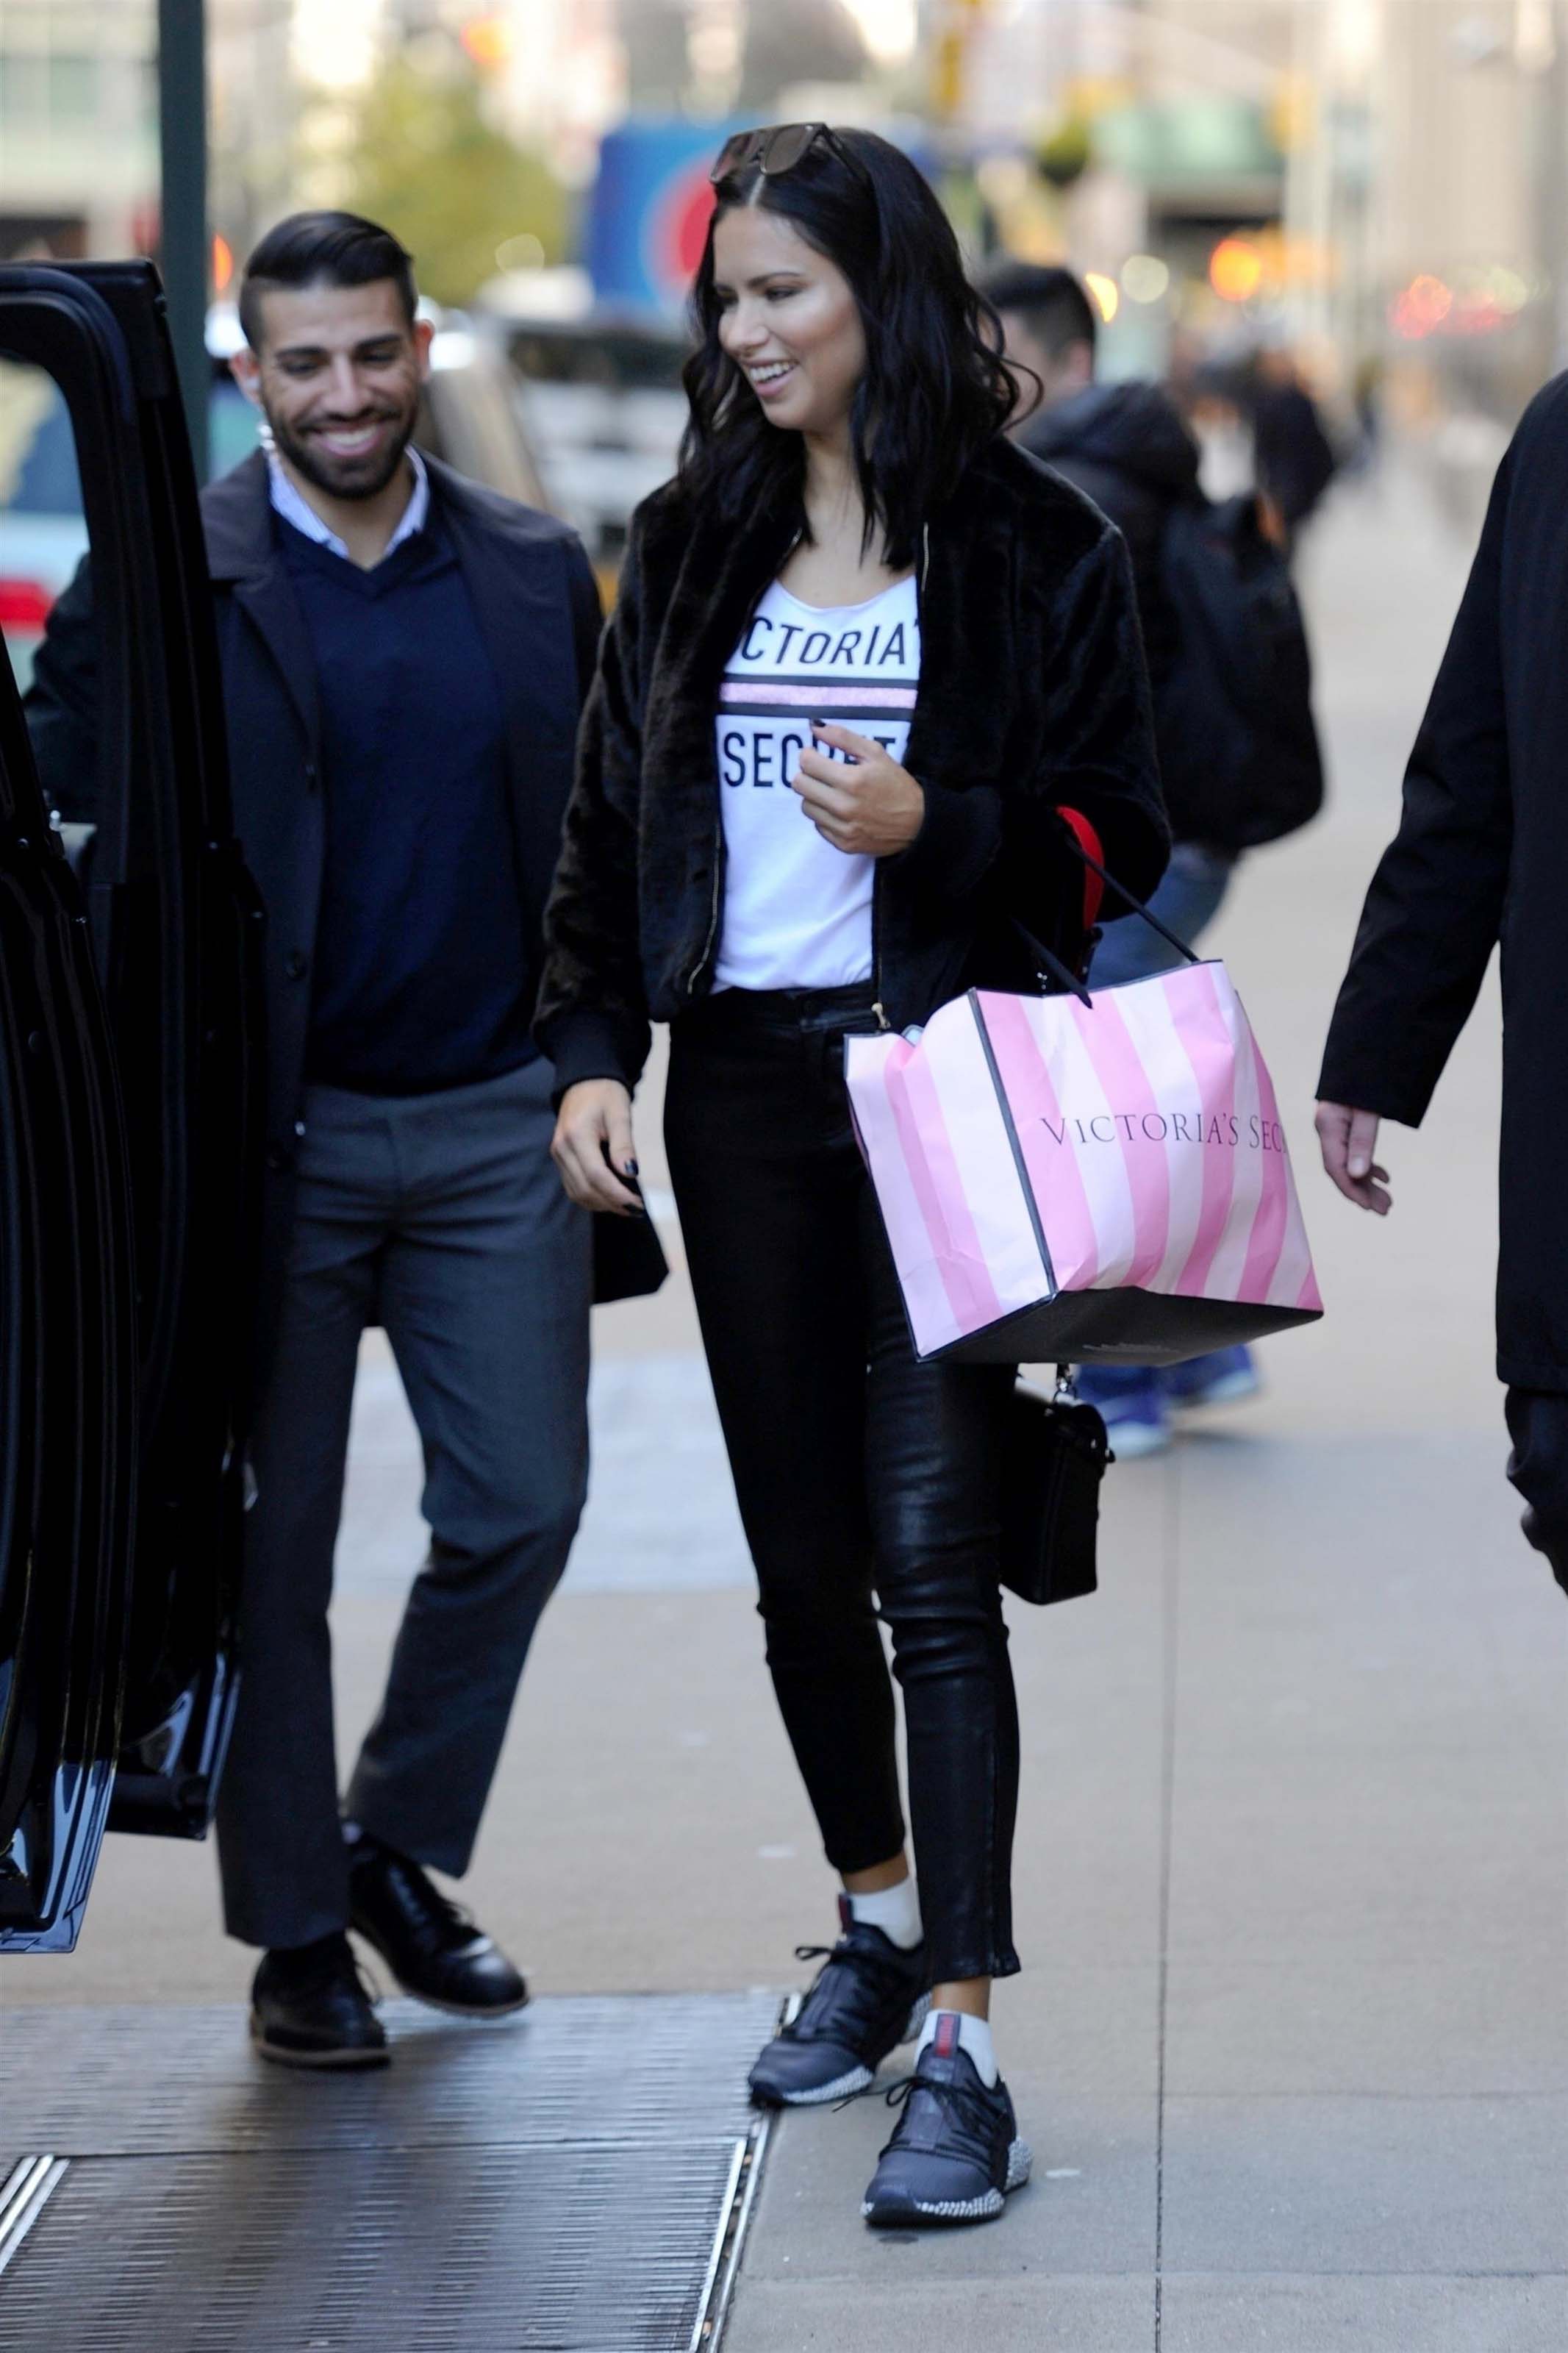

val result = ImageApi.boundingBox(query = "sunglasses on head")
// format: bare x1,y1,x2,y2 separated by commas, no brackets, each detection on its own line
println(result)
708,122,860,186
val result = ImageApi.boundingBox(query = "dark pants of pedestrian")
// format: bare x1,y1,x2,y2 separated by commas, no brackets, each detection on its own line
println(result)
664,982,1021,1986
1504,1390,1568,1599
218,1057,592,1951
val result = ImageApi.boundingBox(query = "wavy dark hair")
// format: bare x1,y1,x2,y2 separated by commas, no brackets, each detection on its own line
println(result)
678,129,1016,569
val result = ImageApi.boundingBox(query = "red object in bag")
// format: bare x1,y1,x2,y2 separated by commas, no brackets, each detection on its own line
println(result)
1054,808,1105,934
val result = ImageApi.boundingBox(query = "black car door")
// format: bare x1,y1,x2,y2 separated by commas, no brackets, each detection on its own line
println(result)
0,604,138,1953
0,263,263,1946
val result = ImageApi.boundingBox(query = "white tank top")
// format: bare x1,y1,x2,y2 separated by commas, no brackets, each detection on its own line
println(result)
712,574,920,993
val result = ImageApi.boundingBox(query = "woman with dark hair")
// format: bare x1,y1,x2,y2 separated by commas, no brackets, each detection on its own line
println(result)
537,125,1167,2227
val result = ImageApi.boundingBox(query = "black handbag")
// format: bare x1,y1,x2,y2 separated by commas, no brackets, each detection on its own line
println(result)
1000,1380,1111,1607
591,1200,669,1304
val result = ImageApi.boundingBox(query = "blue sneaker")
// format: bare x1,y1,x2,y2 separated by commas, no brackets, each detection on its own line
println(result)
861,2019,1031,2228
748,1899,930,2107
1072,1365,1170,1459
1163,1345,1260,1412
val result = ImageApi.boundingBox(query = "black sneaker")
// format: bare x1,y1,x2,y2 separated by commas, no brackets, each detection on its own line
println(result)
748,1896,929,2107
861,2014,1031,2226
348,1833,528,2018
250,1932,390,2071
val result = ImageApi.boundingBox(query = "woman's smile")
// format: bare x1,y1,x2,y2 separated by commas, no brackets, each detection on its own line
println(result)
746,358,799,401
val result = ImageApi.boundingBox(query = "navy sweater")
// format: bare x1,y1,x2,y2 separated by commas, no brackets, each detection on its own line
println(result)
279,514,537,1095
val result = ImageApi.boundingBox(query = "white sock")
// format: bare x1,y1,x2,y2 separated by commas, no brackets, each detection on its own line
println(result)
918,2007,998,2088
845,1877,923,1951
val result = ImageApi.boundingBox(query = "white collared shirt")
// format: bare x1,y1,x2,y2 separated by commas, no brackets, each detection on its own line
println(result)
266,445,429,564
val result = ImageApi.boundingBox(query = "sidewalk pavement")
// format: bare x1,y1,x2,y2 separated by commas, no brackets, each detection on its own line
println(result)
4,460,1564,2352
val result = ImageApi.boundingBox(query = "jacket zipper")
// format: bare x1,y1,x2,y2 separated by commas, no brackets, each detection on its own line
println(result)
869,524,931,1034
690,821,723,997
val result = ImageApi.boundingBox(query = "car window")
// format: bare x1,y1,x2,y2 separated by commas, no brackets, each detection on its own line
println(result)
0,363,90,692
0,364,84,514
0,371,261,693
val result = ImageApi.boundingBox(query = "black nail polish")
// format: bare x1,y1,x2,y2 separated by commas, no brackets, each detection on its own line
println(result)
626,1159,639,1176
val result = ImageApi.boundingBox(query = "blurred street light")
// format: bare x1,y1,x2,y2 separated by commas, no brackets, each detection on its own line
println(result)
459,13,512,70
1210,235,1264,305
291,0,383,89
1121,253,1170,305
1084,270,1119,323
840,0,918,66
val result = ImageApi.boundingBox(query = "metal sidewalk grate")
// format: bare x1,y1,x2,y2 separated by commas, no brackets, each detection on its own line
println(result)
0,2143,744,2351
0,1993,773,2154
0,1993,780,2352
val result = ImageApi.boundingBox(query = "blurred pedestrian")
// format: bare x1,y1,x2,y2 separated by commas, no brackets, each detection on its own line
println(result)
29,212,606,2065
1247,347,1338,542
1350,353,1384,478
538,126,1167,2228
1317,378,1568,1605
987,264,1323,1452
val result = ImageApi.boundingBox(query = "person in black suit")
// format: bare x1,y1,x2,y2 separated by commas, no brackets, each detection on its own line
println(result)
27,213,607,2067
1317,376,1568,1604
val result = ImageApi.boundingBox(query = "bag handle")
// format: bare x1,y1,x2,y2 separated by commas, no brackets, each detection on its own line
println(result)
1010,917,1094,1007
1009,829,1202,1007
1059,825,1203,969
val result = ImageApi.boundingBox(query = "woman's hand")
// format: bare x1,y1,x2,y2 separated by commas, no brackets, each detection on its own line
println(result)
551,1079,642,1215
792,724,926,857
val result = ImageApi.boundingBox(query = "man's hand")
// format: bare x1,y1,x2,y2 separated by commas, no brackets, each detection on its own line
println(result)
551,1079,642,1215
1314,1101,1392,1215
792,724,926,857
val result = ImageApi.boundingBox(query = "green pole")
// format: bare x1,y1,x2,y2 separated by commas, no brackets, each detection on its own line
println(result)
157,0,209,480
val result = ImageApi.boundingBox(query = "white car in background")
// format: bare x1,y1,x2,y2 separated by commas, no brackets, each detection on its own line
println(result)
479,274,690,576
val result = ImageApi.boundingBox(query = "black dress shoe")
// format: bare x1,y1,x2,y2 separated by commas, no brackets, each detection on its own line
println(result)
251,1932,390,2071
348,1835,529,2017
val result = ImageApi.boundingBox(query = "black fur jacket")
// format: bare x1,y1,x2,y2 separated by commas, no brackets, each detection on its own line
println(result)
535,433,1170,1096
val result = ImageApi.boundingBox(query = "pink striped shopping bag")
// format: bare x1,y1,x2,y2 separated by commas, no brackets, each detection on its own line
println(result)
845,964,1322,1366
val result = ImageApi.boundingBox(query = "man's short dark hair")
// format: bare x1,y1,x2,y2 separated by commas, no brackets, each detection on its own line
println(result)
979,261,1097,361
239,210,417,349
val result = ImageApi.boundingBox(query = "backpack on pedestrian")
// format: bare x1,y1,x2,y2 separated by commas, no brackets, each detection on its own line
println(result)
1155,492,1324,853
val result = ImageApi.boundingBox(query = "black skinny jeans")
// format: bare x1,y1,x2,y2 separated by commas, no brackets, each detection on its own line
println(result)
664,982,1021,1983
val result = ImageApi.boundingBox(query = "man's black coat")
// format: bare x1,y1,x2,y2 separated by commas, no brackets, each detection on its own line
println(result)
1319,374,1568,1391
27,449,602,1376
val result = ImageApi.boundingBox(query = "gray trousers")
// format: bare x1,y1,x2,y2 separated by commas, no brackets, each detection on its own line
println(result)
217,1058,591,1950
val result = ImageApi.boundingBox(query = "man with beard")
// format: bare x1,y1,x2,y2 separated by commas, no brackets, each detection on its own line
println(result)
27,213,604,2067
